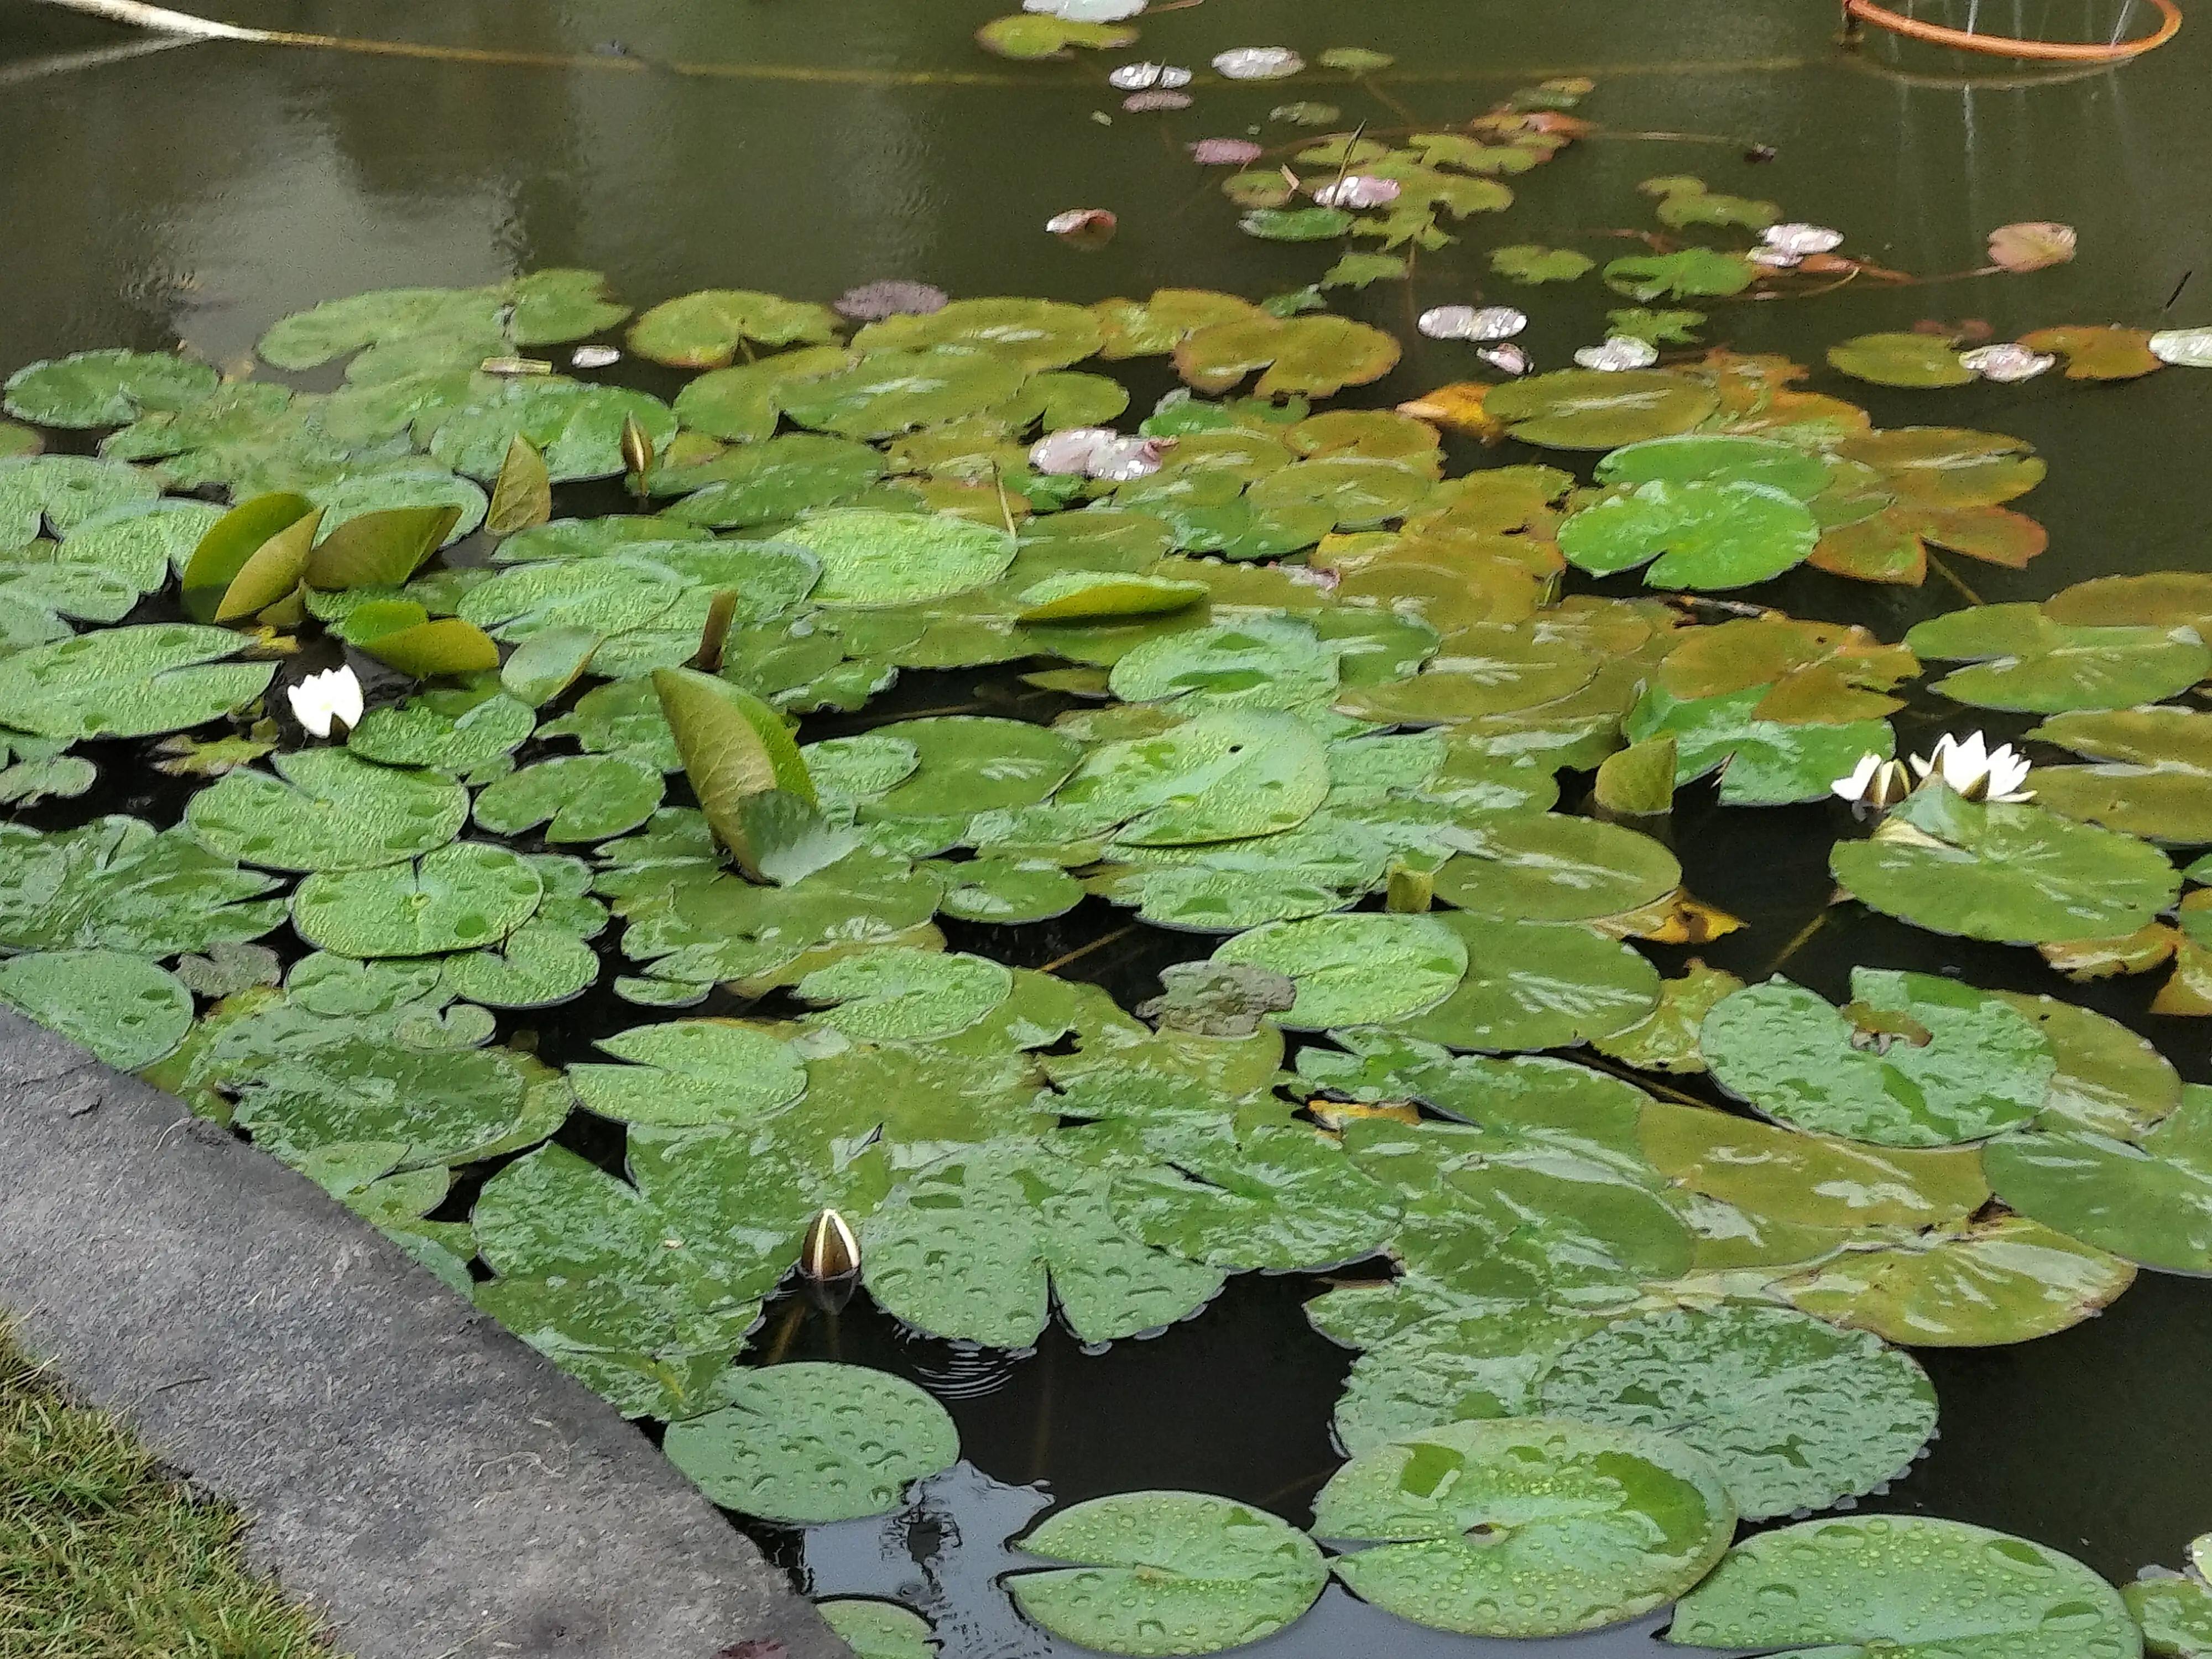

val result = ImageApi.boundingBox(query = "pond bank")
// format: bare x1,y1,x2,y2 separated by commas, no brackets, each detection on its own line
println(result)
0,1007,848,1659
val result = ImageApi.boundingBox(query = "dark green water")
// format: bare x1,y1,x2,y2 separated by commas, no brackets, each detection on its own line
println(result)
6,2,2212,1652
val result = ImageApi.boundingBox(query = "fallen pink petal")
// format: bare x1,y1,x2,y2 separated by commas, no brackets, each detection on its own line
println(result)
1190,138,1265,166
1311,175,1401,210
834,279,951,321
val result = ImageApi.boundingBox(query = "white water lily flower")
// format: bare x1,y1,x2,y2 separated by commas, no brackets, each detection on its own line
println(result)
288,665,364,740
1831,752,1911,809
1961,343,2056,384
1028,427,1170,481
1109,61,1190,90
1910,731,2034,803
1763,222,1844,257
1213,46,1305,80
1574,336,1659,372
1312,174,1401,210
1478,343,1531,375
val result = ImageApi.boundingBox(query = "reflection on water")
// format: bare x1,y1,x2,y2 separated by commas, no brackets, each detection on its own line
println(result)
7,2,2212,1652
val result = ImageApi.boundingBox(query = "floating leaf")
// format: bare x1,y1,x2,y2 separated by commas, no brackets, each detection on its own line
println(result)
1213,913,1467,1029
1562,478,1820,589
798,947,1011,1041
627,290,841,368
0,623,274,740
1174,316,1402,399
1601,249,1754,302
1483,369,1718,448
568,1019,808,1128
1434,814,1679,922
1826,332,1974,388
0,817,285,956
2017,324,2162,381
817,1603,935,1659
777,510,1014,607
1313,1417,1735,1639
1594,961,1741,1072
1389,912,1661,1052
0,949,194,1071
1985,1085,2212,1275
662,1363,958,1523
1832,784,2178,945
291,842,542,957
1539,1305,1936,1520
1056,709,1331,846
1011,1493,1326,1657
187,748,468,872
474,754,665,843
3,348,217,428
1669,1515,2137,1657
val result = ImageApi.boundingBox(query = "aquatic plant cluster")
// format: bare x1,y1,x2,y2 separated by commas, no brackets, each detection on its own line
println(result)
4,253,2212,1659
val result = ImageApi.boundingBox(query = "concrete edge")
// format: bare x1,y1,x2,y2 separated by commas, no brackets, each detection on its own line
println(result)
0,1006,851,1659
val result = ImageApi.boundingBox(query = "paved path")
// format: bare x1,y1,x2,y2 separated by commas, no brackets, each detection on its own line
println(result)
0,1008,849,1659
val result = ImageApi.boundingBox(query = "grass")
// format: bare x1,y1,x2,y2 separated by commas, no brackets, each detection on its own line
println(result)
0,1325,342,1659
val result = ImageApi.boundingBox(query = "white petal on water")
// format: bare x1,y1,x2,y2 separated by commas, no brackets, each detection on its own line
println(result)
1213,46,1305,80
1961,343,2056,383
1574,336,1660,371
2150,327,2212,367
1763,221,1845,256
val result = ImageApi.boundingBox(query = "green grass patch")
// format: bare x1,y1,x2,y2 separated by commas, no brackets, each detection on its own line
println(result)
0,1324,342,1658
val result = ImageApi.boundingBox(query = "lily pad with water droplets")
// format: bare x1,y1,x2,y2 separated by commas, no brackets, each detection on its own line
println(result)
1831,784,2179,946
187,748,469,872
1313,1416,1736,1639
429,382,679,484
1700,970,2053,1149
441,919,599,1009
349,687,535,775
0,623,275,741
0,818,286,957
291,841,542,958
1109,1121,1402,1271
1108,614,1339,711
473,754,665,843
568,1018,808,1128
4,349,218,428
660,1361,958,1523
2126,1571,2212,1658
1984,1084,2212,1275
1213,913,1467,1030
1538,1304,1937,1521
797,947,1012,1041
1056,709,1331,846
1010,1492,1327,1657
1434,814,1679,922
0,949,194,1071
818,1601,936,1659
776,510,1014,608
1626,686,1897,808
1390,912,1660,1052
1668,1515,2140,1659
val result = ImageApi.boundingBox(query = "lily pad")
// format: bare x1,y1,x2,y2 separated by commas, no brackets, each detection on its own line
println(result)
778,348,1026,439
1055,709,1332,846
2126,1571,2212,1658
291,842,542,957
818,1602,936,1659
1560,479,1820,590
473,754,665,843
0,623,275,740
1984,1085,2212,1275
1626,686,1898,807
187,748,469,872
0,949,194,1071
1109,1122,1402,1271
1668,1515,2140,1658
1173,315,1402,399
1213,913,1467,1029
1700,970,2053,1147
626,290,841,368
1827,333,1974,388
1010,1493,1327,1657
1908,602,2211,714
1483,371,1719,449
0,817,286,956
797,947,1012,1040
777,510,1014,607
4,349,217,428
1391,913,1661,1052
1434,815,1679,922
660,1362,958,1523
568,1018,808,1128
1312,1417,1736,1639
1830,785,2179,946
1538,1305,1937,1520
1109,615,1338,711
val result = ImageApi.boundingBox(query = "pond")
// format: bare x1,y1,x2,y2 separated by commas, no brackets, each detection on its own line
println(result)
4,2,2212,1656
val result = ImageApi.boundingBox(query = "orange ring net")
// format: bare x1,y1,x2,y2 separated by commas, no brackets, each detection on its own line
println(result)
1844,0,2179,59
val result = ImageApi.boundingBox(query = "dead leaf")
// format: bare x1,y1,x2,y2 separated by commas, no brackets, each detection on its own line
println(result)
1396,383,1506,444
1590,889,1744,946
2038,924,2179,982
1987,221,2077,273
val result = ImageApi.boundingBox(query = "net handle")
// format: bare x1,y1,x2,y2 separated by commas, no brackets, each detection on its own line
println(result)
1844,0,2180,60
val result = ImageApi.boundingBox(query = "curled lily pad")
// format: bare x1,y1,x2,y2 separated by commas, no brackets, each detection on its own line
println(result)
1538,1305,1937,1520
1010,1493,1326,1657
1831,785,2179,946
1700,970,2053,1148
1213,913,1467,1029
187,748,468,872
0,949,194,1071
660,1362,958,1523
1313,1417,1736,1639
1668,1515,2140,1658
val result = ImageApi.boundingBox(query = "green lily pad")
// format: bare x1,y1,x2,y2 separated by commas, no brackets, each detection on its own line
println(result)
308,468,486,544
1010,1493,1327,1657
291,842,542,957
855,297,1104,373
348,687,535,774
1906,603,2212,713
0,623,275,740
653,433,885,528
1312,1417,1736,1638
1700,970,2053,1148
1056,709,1332,846
441,919,599,1009
1601,249,1755,302
1109,614,1339,711
2029,707,2212,843
931,857,1086,924
1018,571,1209,623
1538,1305,1937,1520
660,1362,958,1523
1625,686,1897,807
669,345,857,442
0,948,194,1071
0,817,286,956
1984,1085,2212,1275
429,381,679,483
1827,332,1975,388
1390,913,1661,1052
1109,1122,1402,1271
473,754,665,843
1668,1515,2140,1658
1173,315,1402,400
1598,433,1833,500
975,13,1138,58
1831,785,2179,945
1329,1303,1611,1453
459,558,682,640
187,748,469,872
568,1018,808,1128
779,348,1026,440
863,1141,1225,1347
1991,989,2181,1138
776,510,1014,607
797,947,1011,1040
1213,913,1467,1029
1483,370,1719,449
1491,245,1596,283
1434,815,1679,922
626,289,841,369
865,716,1079,818
1561,478,1820,589
817,1602,936,1659
2126,1572,2212,1659
4,349,217,427
1781,1212,2135,1346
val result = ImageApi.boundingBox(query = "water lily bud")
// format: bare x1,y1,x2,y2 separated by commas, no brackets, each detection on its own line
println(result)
619,413,655,480
1046,208,1119,249
802,1208,860,1282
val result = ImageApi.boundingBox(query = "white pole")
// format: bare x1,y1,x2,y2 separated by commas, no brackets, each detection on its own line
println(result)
29,0,267,41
